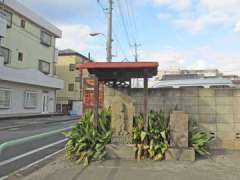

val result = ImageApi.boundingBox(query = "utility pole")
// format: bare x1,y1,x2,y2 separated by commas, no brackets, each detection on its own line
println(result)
106,0,113,62
132,43,141,62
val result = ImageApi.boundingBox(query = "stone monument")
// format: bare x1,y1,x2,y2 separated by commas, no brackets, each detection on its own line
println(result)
165,111,195,161
110,95,134,144
106,92,135,160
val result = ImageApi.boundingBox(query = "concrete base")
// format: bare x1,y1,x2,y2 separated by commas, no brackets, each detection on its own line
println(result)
111,135,132,144
106,144,135,160
165,148,195,161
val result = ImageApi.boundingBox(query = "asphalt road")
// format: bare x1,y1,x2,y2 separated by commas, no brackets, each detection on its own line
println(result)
0,118,78,178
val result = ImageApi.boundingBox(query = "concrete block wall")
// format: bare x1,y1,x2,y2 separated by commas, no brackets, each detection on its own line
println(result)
104,87,240,150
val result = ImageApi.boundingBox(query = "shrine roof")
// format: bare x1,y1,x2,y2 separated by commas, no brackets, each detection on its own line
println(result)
77,62,159,80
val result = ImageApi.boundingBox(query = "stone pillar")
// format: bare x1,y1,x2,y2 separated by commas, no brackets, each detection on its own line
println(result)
165,111,195,161
110,95,134,144
105,89,135,160
169,111,189,148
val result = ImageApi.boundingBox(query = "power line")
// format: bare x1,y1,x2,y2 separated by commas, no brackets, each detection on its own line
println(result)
96,0,129,60
123,0,137,43
128,0,139,42
131,43,141,62
123,0,141,61
116,0,132,46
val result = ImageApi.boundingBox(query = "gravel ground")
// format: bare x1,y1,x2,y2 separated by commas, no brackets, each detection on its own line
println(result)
8,150,240,180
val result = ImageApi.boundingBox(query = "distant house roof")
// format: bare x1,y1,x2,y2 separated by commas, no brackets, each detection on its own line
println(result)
58,49,92,61
2,0,61,37
151,78,235,88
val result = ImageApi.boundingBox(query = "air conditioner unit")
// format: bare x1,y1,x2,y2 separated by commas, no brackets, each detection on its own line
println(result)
0,17,7,38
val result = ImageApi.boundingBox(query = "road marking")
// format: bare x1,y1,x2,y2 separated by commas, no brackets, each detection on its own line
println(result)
17,148,64,172
0,176,8,180
0,148,65,180
0,138,67,167
0,126,73,155
9,128,19,131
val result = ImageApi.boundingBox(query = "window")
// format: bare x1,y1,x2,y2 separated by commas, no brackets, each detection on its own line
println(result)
68,84,74,92
0,9,12,28
20,19,26,28
75,76,81,82
0,47,10,64
18,52,23,61
0,89,11,109
24,91,38,108
39,60,50,74
69,64,75,71
40,31,51,46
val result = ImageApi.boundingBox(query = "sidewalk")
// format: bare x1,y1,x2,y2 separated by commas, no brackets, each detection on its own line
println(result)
8,150,240,180
0,115,80,131
0,113,63,120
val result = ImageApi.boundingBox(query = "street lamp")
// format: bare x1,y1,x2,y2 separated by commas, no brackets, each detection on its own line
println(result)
89,33,102,37
89,33,106,39
89,32,112,62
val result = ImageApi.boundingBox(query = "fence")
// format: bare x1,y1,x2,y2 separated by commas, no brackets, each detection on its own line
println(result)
105,87,240,150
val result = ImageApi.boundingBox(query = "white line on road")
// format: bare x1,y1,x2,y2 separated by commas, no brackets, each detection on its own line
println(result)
18,148,64,172
0,176,8,180
0,138,67,167
0,126,73,155
0,149,65,180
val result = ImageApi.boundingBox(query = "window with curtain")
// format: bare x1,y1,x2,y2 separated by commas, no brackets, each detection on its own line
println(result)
0,9,12,28
24,91,38,108
38,60,50,74
0,89,11,109
40,31,51,46
0,47,10,64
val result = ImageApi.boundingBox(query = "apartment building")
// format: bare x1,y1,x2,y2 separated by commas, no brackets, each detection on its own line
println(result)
0,0,63,115
56,49,91,115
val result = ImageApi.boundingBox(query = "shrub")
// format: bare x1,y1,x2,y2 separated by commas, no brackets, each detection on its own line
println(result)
189,124,213,157
64,108,112,166
132,114,146,160
133,110,170,160
146,110,169,160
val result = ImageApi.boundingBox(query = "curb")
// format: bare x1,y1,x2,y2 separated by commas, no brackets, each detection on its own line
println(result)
0,113,64,121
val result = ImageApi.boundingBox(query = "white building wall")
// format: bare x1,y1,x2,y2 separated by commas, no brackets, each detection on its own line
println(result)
0,80,56,115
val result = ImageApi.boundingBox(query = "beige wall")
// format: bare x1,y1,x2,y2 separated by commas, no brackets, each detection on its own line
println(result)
105,87,240,150
56,55,89,105
2,6,57,74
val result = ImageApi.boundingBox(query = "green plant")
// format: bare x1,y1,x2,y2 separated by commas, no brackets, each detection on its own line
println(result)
189,124,213,157
64,108,112,166
133,110,170,161
145,110,169,160
132,114,147,160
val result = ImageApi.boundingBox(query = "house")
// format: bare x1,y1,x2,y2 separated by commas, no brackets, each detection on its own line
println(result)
0,0,64,116
156,68,223,80
151,68,240,88
56,49,91,115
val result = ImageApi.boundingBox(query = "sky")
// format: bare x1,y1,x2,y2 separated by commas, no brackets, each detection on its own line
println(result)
19,0,240,75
